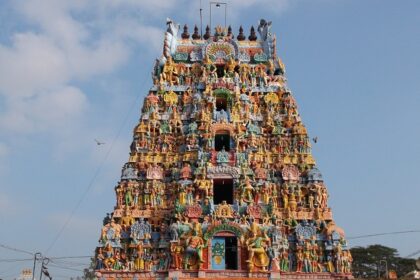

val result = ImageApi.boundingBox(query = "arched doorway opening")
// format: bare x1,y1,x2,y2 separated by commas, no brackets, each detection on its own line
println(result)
215,130,230,152
216,96,227,111
213,178,233,205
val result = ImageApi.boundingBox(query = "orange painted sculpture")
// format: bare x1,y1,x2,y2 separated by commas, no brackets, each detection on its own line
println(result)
93,18,353,280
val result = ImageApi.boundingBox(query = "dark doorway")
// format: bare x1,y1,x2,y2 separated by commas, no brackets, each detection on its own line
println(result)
216,97,227,111
216,65,225,78
225,236,238,270
213,179,233,205
215,133,230,151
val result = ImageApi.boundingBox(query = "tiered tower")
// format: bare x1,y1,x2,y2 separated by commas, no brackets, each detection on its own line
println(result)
93,19,353,280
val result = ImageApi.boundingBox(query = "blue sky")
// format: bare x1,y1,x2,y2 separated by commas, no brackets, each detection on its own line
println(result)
0,0,419,279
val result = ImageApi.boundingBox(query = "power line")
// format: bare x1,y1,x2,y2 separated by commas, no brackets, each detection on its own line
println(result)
0,258,33,262
0,243,34,256
48,256,91,260
406,249,420,258
44,79,147,254
49,263,85,272
51,259,90,267
347,229,420,240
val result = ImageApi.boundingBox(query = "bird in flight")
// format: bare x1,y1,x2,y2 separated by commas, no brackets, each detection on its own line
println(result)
312,137,318,143
94,139,105,145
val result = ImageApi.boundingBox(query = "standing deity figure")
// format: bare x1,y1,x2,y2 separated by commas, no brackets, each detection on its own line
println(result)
246,229,271,271
125,183,133,208
184,223,205,269
134,242,145,270
280,249,289,272
296,248,304,272
170,242,184,270
303,248,312,273
241,177,255,205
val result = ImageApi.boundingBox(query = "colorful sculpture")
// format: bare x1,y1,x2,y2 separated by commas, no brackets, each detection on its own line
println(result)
93,19,353,280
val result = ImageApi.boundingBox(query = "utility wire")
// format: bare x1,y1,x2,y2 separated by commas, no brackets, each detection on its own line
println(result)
347,229,420,240
44,78,147,254
0,258,33,262
49,263,85,272
406,249,420,258
0,243,34,256
48,256,92,260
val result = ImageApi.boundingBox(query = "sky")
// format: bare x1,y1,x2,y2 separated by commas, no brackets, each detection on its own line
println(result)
0,0,419,279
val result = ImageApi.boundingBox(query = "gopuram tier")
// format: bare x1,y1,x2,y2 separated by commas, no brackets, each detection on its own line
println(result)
94,19,353,280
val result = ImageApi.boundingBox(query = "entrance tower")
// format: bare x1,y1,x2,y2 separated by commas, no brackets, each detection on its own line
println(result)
93,19,353,280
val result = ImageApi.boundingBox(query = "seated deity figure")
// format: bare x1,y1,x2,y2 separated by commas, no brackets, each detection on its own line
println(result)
180,163,193,179
214,108,229,123
188,121,198,135
146,163,163,180
103,243,115,270
130,218,152,245
225,56,237,75
186,135,199,151
120,208,135,232
216,147,230,165
100,219,122,248
121,164,138,180
96,248,105,270
161,56,178,85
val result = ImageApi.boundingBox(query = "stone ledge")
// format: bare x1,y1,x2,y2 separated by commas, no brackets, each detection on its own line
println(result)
96,270,353,280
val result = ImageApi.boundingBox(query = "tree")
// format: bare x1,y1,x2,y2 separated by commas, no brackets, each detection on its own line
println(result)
82,257,96,280
350,244,416,278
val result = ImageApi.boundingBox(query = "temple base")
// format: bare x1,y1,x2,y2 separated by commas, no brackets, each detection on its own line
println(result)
95,270,354,280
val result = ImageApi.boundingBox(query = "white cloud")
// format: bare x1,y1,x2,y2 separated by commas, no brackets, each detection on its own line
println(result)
111,18,164,53
0,33,69,98
0,0,151,136
0,86,88,133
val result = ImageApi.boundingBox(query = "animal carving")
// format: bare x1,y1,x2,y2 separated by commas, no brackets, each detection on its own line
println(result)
164,18,180,58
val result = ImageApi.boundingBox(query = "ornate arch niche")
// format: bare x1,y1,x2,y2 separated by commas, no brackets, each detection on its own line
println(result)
205,42,236,65
206,166,240,208
204,223,245,270
211,123,235,152
204,42,237,78
214,88,233,112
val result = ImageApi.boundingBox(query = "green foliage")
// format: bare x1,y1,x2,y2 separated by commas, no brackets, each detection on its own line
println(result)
350,244,416,278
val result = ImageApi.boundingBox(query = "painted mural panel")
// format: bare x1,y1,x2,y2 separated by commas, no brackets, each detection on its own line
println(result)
211,237,226,270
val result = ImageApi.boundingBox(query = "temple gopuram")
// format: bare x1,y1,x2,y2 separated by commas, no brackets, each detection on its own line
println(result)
93,19,353,280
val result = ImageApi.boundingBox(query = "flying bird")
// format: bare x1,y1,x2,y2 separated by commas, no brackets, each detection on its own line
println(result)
94,139,105,145
312,137,318,143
